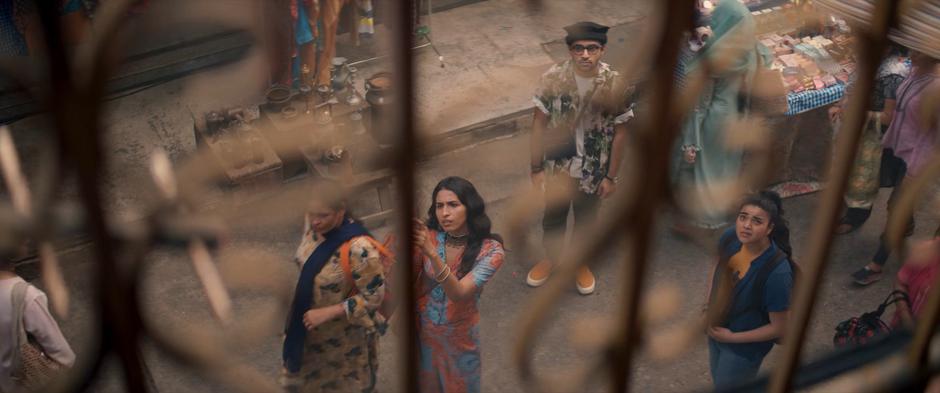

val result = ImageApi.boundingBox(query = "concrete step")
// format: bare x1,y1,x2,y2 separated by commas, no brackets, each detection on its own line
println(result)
0,29,253,123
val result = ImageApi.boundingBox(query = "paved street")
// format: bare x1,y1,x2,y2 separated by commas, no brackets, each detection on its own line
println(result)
5,0,940,391
41,127,939,392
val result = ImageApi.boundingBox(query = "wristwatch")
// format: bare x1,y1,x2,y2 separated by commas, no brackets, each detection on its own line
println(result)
605,175,620,184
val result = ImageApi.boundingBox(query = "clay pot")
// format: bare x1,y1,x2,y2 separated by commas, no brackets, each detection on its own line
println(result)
365,72,394,147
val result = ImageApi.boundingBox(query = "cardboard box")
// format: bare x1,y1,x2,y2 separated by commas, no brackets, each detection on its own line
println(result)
813,77,825,90
804,64,821,77
783,66,802,77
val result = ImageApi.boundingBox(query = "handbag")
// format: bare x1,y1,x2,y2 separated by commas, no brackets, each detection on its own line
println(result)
833,290,908,347
10,281,62,391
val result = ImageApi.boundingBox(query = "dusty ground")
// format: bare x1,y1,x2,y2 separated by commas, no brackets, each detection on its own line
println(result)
5,0,939,392
35,129,939,392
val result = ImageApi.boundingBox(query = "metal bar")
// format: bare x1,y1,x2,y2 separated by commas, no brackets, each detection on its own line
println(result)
0,127,70,319
6,0,937,392
389,1,420,392
611,0,693,392
33,0,154,391
767,2,899,392
150,150,233,324
510,3,707,391
27,3,115,392
346,42,432,68
511,155,645,391
0,127,31,214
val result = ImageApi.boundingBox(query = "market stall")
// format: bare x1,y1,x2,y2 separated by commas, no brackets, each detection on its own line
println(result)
755,5,857,115
748,2,860,190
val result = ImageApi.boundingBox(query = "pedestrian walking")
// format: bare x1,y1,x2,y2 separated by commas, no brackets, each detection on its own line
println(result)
412,176,504,393
705,191,794,389
830,45,911,234
1,255,75,393
851,50,940,285
527,21,634,294
672,0,760,234
282,180,387,393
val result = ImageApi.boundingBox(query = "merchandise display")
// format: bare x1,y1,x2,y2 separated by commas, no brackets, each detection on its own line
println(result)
817,0,940,59
753,3,857,114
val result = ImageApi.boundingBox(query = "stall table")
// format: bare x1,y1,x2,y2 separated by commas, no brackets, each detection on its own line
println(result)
192,113,283,195
190,89,400,226
764,82,845,186
257,93,370,179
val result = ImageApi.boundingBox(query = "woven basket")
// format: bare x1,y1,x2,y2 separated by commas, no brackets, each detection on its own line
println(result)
13,340,62,391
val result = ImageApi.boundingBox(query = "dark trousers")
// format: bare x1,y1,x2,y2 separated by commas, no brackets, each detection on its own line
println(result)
872,151,913,266
542,171,600,261
872,194,940,266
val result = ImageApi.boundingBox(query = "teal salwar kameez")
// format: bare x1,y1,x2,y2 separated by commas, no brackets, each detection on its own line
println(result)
674,0,760,228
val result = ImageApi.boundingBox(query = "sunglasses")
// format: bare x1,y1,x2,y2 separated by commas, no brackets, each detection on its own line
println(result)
569,44,603,55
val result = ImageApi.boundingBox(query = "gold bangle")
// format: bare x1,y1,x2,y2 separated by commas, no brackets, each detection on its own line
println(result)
433,263,448,280
435,265,452,283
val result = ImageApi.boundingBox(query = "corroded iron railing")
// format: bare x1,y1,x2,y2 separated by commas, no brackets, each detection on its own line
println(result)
1,1,940,392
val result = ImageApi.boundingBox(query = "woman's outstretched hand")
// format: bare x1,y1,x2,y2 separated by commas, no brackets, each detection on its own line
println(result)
413,218,436,258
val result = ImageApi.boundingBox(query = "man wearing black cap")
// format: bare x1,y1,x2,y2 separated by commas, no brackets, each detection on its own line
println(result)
527,21,634,295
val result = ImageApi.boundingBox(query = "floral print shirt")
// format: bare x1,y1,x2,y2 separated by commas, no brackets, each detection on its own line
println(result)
533,59,635,193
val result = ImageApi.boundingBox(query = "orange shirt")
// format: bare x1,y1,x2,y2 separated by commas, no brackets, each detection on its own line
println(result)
728,246,759,283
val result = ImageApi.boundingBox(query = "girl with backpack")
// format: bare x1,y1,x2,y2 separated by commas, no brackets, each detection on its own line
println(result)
705,190,794,389
282,181,387,393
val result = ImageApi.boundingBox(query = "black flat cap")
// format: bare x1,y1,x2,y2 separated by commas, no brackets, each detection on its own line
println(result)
564,21,609,46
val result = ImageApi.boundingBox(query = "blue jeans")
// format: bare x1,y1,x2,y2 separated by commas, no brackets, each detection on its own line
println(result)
708,339,763,389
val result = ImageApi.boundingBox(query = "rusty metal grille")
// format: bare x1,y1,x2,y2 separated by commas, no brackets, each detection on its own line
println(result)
1,0,940,392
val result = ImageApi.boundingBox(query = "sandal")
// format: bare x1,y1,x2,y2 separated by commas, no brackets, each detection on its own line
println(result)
851,266,883,286
835,222,860,235
835,208,871,235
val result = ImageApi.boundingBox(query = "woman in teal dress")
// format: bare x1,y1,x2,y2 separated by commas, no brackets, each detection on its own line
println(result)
674,0,761,230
